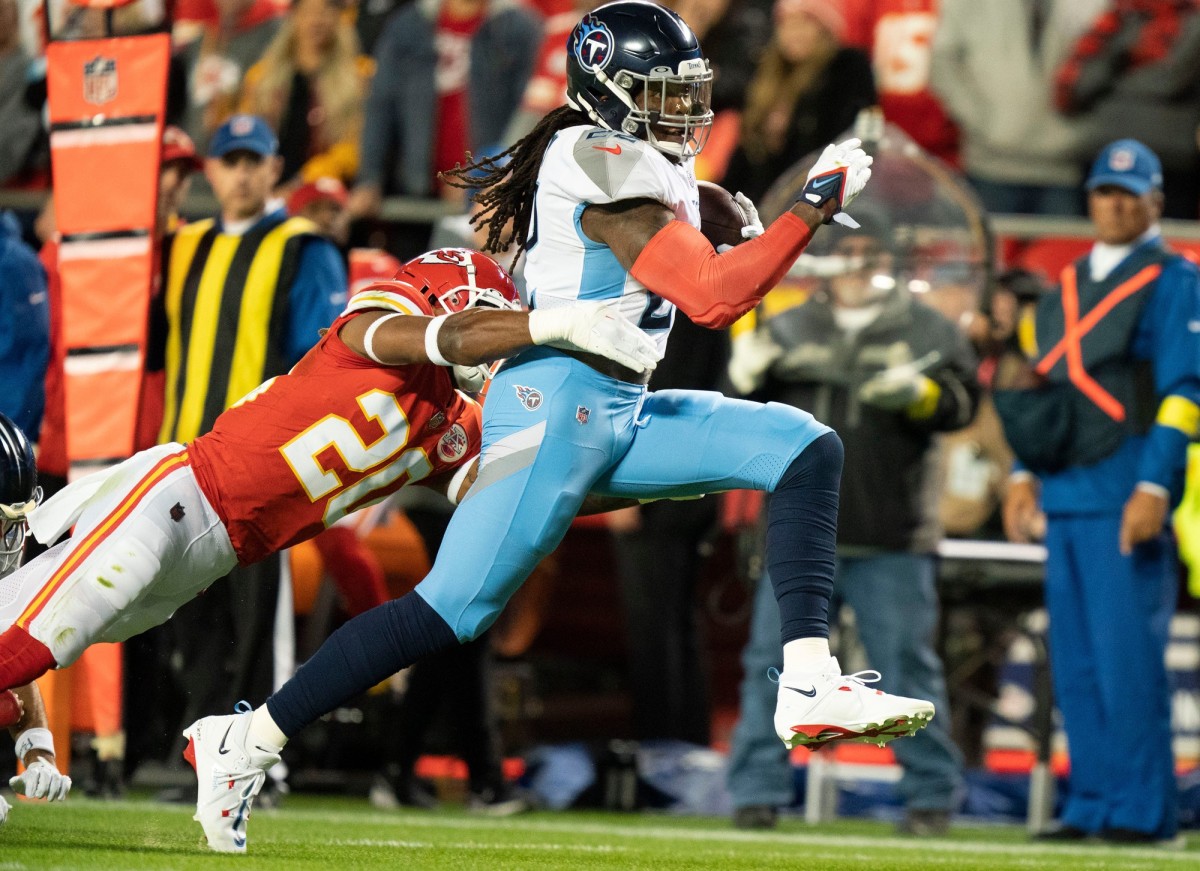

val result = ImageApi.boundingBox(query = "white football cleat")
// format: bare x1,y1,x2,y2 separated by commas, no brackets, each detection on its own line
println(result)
773,657,934,749
183,704,281,853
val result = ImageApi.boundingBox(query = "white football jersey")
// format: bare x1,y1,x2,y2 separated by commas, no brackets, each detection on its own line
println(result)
523,125,700,356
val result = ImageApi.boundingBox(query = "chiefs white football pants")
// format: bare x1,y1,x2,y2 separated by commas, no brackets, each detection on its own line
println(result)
0,444,237,667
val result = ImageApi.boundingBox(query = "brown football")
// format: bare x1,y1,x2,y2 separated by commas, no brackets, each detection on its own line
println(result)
698,180,749,249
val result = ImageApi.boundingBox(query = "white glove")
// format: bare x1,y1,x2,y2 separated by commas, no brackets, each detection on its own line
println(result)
800,137,873,228
528,301,662,373
10,758,72,802
734,192,764,239
0,793,9,827
728,329,783,395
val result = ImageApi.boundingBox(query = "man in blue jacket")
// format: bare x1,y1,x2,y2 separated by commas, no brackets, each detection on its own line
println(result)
0,211,48,438
1000,139,1200,845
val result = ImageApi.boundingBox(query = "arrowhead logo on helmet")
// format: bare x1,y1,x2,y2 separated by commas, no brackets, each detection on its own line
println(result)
404,248,521,314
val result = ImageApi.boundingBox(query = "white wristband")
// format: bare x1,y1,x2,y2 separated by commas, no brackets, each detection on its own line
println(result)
15,727,54,761
1135,481,1171,501
445,460,476,506
362,313,403,364
424,315,451,366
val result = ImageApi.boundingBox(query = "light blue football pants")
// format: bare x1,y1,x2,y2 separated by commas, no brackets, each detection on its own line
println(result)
416,348,831,640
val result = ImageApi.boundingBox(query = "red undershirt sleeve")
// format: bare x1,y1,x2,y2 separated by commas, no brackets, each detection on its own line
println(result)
628,211,815,328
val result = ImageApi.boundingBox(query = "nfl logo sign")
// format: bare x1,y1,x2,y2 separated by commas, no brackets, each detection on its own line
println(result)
83,56,118,106
576,405,590,425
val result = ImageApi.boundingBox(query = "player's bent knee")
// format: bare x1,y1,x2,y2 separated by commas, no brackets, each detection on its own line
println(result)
773,430,843,493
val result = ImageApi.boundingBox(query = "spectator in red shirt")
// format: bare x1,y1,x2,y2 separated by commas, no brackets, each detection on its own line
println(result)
837,0,959,168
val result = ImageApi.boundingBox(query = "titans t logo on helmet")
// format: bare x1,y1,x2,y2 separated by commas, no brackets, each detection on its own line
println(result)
565,1,713,160
574,18,614,73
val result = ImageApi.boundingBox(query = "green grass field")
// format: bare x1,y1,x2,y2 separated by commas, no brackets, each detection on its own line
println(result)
1,795,1196,871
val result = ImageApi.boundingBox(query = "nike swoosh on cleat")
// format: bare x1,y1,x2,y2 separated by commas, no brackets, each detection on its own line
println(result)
218,724,233,755
786,685,817,697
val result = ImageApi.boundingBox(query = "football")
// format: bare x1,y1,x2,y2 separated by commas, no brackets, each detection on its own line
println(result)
698,180,749,249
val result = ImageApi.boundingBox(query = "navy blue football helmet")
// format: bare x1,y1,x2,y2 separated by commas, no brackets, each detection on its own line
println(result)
566,0,714,160
0,413,39,576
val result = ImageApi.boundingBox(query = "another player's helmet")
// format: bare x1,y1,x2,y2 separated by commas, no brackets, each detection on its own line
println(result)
566,0,713,160
396,248,521,315
0,413,40,577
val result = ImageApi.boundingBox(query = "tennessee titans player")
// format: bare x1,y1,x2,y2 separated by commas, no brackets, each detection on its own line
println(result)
187,1,934,852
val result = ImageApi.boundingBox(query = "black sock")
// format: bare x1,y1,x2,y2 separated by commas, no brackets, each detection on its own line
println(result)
266,592,457,738
766,430,841,643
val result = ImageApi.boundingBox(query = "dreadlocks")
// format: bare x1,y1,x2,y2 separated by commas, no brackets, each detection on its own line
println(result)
441,106,589,262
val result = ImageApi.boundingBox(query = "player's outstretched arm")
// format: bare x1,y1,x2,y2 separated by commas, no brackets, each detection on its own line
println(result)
7,683,71,803
587,139,872,329
340,304,661,374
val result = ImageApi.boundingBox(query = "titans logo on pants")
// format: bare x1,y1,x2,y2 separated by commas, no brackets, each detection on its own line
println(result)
515,385,543,410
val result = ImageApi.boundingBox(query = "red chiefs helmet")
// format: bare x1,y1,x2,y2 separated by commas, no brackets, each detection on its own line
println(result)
394,248,520,314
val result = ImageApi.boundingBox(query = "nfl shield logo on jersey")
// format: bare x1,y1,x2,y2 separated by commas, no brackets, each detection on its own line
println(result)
515,385,543,410
83,56,118,106
576,405,590,425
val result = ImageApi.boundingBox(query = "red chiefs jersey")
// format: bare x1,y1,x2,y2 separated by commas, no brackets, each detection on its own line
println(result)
189,295,480,565
842,0,961,168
